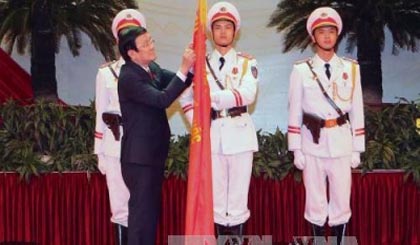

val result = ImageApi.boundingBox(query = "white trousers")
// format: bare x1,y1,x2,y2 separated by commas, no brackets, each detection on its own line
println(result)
103,155,130,227
212,151,253,226
303,154,352,227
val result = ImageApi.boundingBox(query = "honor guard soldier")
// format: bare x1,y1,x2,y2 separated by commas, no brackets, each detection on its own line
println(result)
287,7,365,244
180,1,259,238
94,9,146,245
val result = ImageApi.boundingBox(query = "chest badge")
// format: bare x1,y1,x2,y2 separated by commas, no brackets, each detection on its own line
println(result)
232,67,238,75
342,72,348,80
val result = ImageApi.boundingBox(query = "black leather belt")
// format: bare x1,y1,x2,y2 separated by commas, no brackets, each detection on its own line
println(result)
211,106,247,120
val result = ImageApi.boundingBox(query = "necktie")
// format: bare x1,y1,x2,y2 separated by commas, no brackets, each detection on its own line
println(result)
145,68,158,89
145,67,153,79
325,63,331,79
219,57,225,70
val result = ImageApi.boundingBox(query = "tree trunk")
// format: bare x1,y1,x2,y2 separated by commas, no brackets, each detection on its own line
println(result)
356,22,383,104
31,1,58,101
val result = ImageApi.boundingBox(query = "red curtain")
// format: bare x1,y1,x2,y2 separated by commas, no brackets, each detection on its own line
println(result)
0,172,113,245
1,171,419,244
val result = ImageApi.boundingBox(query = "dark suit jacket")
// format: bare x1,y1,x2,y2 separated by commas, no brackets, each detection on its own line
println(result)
118,60,191,167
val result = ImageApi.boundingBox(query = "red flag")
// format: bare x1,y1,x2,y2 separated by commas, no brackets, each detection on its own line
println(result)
185,0,214,238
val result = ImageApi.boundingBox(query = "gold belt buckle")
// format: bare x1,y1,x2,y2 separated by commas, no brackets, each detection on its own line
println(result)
324,119,338,128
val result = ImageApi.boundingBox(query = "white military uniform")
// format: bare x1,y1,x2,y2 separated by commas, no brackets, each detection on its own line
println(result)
180,48,259,226
288,53,365,226
94,57,129,227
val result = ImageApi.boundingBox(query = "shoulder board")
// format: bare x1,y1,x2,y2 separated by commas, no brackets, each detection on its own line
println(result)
342,57,358,64
294,57,311,65
237,52,254,60
99,60,117,69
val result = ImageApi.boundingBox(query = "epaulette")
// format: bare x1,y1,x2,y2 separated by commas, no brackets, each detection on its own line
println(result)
99,60,117,69
237,52,254,60
294,57,311,65
342,56,358,64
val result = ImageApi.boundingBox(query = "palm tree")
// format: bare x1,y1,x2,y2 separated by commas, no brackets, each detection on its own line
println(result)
0,0,137,100
267,0,420,104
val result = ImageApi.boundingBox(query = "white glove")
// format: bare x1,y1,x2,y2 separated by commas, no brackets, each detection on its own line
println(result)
293,150,305,170
210,92,221,110
185,112,193,126
97,154,107,175
351,152,361,168
210,92,220,103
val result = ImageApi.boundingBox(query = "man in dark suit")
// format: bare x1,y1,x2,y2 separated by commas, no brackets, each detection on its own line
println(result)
117,26,195,245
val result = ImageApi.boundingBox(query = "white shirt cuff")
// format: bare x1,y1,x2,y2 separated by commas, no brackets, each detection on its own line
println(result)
176,71,187,82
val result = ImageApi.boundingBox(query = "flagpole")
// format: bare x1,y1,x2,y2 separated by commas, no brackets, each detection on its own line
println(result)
185,0,214,240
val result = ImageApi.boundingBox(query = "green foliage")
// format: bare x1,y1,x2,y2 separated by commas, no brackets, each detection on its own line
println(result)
253,129,299,181
362,98,420,186
165,134,190,179
0,100,97,181
1,98,419,186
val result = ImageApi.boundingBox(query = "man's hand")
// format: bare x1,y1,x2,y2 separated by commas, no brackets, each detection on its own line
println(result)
97,154,107,175
351,152,361,168
293,150,305,170
180,47,196,75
